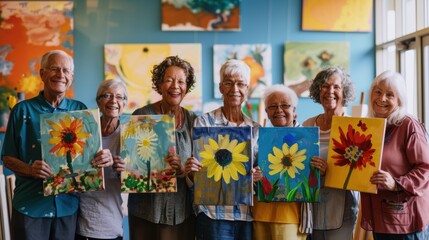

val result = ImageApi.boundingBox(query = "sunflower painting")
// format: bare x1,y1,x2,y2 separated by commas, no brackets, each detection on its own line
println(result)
193,126,253,205
40,109,103,196
120,115,177,193
325,116,386,194
258,127,320,202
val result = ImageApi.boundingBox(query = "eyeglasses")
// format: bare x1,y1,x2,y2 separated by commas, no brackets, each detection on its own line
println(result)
266,104,292,111
45,66,72,76
97,93,127,102
222,81,247,89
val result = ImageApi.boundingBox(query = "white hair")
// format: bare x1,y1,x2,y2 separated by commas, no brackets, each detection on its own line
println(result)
263,84,298,107
219,59,250,84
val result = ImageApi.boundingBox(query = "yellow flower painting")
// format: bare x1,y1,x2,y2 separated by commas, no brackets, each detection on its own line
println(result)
40,109,103,196
258,127,320,202
193,126,253,205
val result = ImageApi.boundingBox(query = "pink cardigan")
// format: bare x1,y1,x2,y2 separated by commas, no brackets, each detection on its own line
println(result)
361,115,429,234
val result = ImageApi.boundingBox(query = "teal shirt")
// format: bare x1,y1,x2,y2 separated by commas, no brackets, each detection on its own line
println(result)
1,91,87,218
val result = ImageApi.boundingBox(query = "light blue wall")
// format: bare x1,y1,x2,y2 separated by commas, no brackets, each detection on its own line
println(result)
72,0,375,123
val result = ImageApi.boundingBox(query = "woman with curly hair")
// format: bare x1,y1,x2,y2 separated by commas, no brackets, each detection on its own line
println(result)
302,66,359,240
127,56,197,240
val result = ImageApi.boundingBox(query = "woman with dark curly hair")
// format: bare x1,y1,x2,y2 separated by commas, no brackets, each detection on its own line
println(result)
302,66,359,240
127,56,197,240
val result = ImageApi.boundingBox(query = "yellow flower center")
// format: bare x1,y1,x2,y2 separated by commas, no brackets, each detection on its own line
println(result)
142,138,150,147
344,145,363,163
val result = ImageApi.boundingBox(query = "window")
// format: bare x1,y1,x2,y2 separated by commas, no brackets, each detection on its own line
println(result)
376,0,429,131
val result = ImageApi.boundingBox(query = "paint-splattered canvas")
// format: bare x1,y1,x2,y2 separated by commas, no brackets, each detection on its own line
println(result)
0,1,74,131
258,127,320,202
104,44,202,113
325,116,386,194
40,109,103,196
193,126,253,205
302,0,373,32
284,42,349,97
161,0,240,31
120,115,177,193
213,44,272,99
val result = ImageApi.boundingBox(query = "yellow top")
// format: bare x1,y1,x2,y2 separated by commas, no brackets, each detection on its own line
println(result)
251,196,300,223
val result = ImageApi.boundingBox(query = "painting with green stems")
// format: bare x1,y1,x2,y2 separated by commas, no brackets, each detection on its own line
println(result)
120,115,177,193
193,126,253,205
40,109,103,196
258,127,320,202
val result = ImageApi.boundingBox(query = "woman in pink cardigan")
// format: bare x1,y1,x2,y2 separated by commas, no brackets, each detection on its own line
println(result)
361,70,429,239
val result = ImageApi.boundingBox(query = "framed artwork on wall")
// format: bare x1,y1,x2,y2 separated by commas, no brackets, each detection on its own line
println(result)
0,1,74,132
284,42,349,97
161,0,240,31
302,0,373,32
213,44,272,99
104,43,202,113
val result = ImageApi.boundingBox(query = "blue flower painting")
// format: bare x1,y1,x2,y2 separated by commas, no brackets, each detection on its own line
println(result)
258,127,320,202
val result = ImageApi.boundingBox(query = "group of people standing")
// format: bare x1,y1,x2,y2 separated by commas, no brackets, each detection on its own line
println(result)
2,49,429,240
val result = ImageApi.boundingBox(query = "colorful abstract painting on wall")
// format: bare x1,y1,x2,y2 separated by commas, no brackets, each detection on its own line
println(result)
193,126,253,205
40,109,103,196
213,44,272,99
104,44,202,113
0,1,74,131
120,115,177,193
161,0,240,31
325,116,386,194
302,0,373,32
284,42,349,97
258,127,320,202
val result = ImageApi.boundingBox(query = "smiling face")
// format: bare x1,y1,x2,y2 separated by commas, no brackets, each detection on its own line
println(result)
265,92,296,127
159,66,187,106
98,87,126,118
40,53,73,97
219,74,248,108
371,80,400,118
319,73,344,111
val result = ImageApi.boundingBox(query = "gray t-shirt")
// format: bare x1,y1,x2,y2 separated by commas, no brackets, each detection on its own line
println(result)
77,126,123,238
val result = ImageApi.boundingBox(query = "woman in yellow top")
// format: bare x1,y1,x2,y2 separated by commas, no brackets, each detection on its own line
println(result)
252,84,312,240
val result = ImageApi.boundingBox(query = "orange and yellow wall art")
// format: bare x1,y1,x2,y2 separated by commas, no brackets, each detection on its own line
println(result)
104,44,202,113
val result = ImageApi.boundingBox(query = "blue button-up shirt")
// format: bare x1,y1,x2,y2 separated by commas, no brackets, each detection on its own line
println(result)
1,91,87,218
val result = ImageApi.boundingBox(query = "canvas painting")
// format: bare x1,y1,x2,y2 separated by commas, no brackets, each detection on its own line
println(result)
161,0,240,31
193,126,253,205
120,115,177,193
325,116,386,194
40,109,103,196
258,127,320,202
302,0,373,32
104,44,202,113
213,44,272,99
284,42,349,97
0,1,74,132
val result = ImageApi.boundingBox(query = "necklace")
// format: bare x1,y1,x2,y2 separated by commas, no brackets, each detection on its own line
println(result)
160,102,183,129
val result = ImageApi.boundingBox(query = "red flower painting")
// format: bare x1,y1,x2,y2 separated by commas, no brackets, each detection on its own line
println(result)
331,123,376,189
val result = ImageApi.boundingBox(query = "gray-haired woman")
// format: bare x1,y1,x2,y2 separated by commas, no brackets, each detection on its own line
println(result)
302,66,359,240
